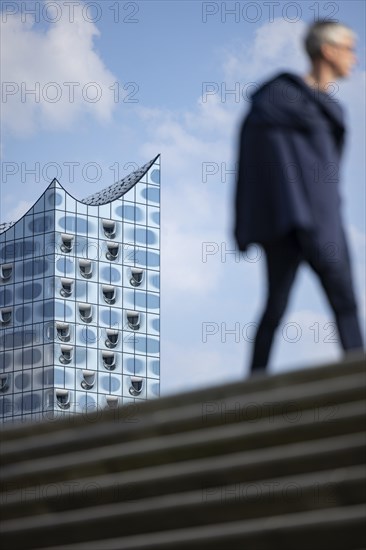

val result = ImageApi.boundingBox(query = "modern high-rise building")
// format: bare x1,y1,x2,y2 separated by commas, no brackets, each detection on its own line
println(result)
0,155,160,422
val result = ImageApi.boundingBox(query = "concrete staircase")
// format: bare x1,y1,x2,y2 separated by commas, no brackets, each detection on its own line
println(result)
1,353,365,550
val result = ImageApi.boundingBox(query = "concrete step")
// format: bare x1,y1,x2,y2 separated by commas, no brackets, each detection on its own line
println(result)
39,504,366,550
1,399,364,489
1,465,365,549
0,354,365,550
1,358,365,463
2,432,365,519
1,352,364,446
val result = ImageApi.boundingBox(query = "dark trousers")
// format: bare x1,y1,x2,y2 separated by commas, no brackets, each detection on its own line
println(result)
250,228,364,372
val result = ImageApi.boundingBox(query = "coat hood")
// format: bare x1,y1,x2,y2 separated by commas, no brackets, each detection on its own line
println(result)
249,72,345,137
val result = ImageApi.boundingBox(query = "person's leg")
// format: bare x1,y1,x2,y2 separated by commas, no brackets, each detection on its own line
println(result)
295,227,364,351
250,231,302,373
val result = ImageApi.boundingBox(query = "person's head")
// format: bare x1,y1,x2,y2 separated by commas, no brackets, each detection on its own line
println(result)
304,21,357,78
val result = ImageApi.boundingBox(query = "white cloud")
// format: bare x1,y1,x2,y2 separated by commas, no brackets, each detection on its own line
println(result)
138,107,232,173
135,105,234,301
1,2,117,136
220,17,308,84
0,196,35,224
5,200,34,222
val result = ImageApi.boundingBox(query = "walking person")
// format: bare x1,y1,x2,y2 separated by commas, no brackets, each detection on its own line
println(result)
234,21,364,374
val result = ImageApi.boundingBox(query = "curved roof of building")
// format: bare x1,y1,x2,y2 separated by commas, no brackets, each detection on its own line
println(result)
81,155,159,206
0,155,159,234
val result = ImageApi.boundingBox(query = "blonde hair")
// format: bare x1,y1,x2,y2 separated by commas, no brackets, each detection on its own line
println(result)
304,21,356,60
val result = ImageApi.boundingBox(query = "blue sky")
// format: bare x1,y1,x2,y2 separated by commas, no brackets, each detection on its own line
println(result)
1,0,365,395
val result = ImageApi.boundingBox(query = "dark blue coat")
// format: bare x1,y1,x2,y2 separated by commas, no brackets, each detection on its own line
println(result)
234,72,347,253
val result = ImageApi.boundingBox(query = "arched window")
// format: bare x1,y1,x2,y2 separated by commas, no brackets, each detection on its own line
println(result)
79,303,92,323
79,259,92,279
102,351,116,371
129,376,143,396
102,219,116,239
0,308,12,325
102,285,116,305
0,264,13,281
56,322,70,342
59,345,73,364
60,234,74,253
55,389,70,409
60,278,74,297
130,267,144,287
81,370,96,390
106,242,119,261
126,310,140,330
106,395,119,408
105,329,119,349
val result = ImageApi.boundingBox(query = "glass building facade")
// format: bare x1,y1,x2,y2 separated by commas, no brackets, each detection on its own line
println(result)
0,155,160,422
